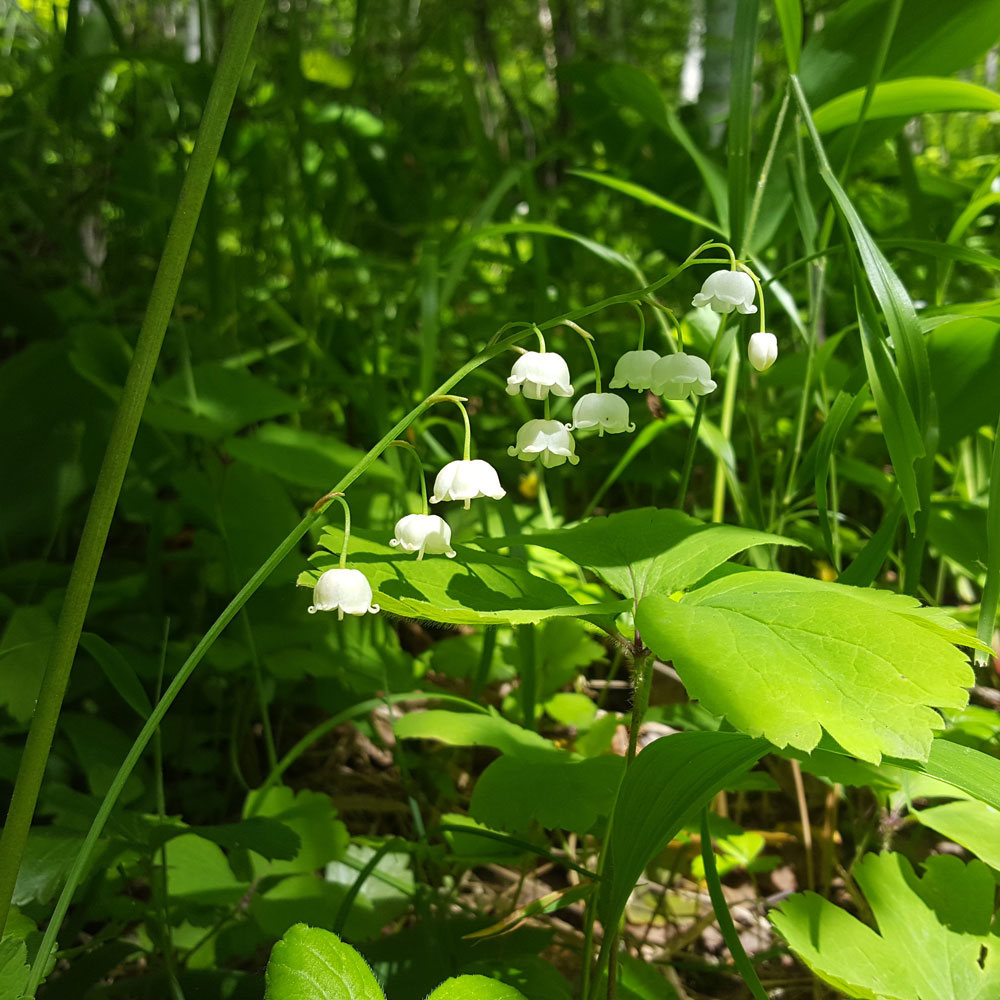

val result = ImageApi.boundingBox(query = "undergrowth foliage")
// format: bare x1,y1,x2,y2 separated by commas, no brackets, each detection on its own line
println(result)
1,2,1000,1000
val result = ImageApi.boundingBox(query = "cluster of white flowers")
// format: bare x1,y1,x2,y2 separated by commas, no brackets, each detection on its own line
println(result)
308,263,778,618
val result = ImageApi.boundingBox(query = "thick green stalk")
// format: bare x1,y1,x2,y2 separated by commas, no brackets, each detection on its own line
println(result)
0,0,266,938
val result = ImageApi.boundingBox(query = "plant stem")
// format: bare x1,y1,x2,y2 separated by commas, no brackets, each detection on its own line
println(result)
625,649,653,764
0,0,267,939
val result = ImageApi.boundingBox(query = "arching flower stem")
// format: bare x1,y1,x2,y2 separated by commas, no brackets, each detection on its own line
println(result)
387,440,429,515
427,394,473,462
736,263,767,330
532,324,547,353
323,493,353,570
562,319,602,395
630,301,646,351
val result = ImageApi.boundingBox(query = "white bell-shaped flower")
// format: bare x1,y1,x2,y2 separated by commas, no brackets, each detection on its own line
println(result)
430,459,506,508
608,350,661,391
506,351,574,400
748,331,778,372
692,270,757,315
571,393,635,434
308,568,380,620
508,419,579,468
649,352,717,400
389,513,456,560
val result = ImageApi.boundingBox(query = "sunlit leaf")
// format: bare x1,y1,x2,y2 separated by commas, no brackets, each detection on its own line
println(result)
637,572,975,763
771,853,1000,1000
265,925,385,1000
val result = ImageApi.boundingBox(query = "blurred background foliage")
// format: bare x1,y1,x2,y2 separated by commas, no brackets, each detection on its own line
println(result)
1,0,1000,995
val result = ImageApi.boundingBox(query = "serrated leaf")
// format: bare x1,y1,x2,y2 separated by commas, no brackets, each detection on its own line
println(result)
813,78,1000,133
771,853,1000,1000
426,976,529,1000
302,528,628,626
491,507,800,603
265,924,385,1000
636,572,974,763
599,731,767,931
0,938,30,1000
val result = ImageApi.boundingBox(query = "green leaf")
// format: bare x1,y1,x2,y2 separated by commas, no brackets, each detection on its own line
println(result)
568,169,723,234
426,976,529,1000
145,363,301,439
148,817,301,862
0,606,54,725
977,413,1000,667
11,829,88,907
393,709,553,757
914,799,1000,871
927,318,1000,447
774,0,802,73
79,632,152,719
265,924,385,1000
636,572,974,763
813,78,1000,133
599,731,767,931
243,786,349,877
223,423,398,490
0,938,30,1000
490,507,800,603
164,834,250,906
303,527,629,626
471,754,624,835
771,853,1000,1000
300,49,354,88
889,738,1000,812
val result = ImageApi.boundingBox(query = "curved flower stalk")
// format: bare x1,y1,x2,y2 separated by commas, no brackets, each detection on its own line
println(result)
650,352,717,400
572,393,635,434
692,269,757,315
430,459,506,507
748,331,778,372
508,419,579,467
390,513,456,559
609,350,661,391
307,494,379,620
309,569,380,618
506,350,574,399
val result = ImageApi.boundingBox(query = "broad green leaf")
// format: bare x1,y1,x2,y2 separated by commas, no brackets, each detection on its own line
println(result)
0,606,53,725
147,817,301,862
599,731,767,931
813,78,1000,133
774,0,802,73
10,829,89,907
636,572,974,763
60,713,145,803
165,834,249,905
914,799,1000,871
886,738,1000,812
0,938,30,1000
799,1,1000,107
395,709,624,833
393,709,550,756
929,500,988,580
145,363,301,439
224,423,397,489
243,786,349,877
265,925,385,1000
325,844,414,940
303,528,629,626
490,507,800,604
927,318,1000,447
568,169,723,234
79,632,151,719
471,754,624,835
300,49,354,88
426,975,529,1000
771,853,1000,1000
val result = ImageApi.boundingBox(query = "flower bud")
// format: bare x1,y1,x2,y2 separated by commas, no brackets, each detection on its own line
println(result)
571,393,635,434
308,568,380,620
692,269,757,315
507,419,579,468
429,459,506,509
748,331,778,372
649,352,717,400
608,350,661,392
506,351,574,400
389,513,456,560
